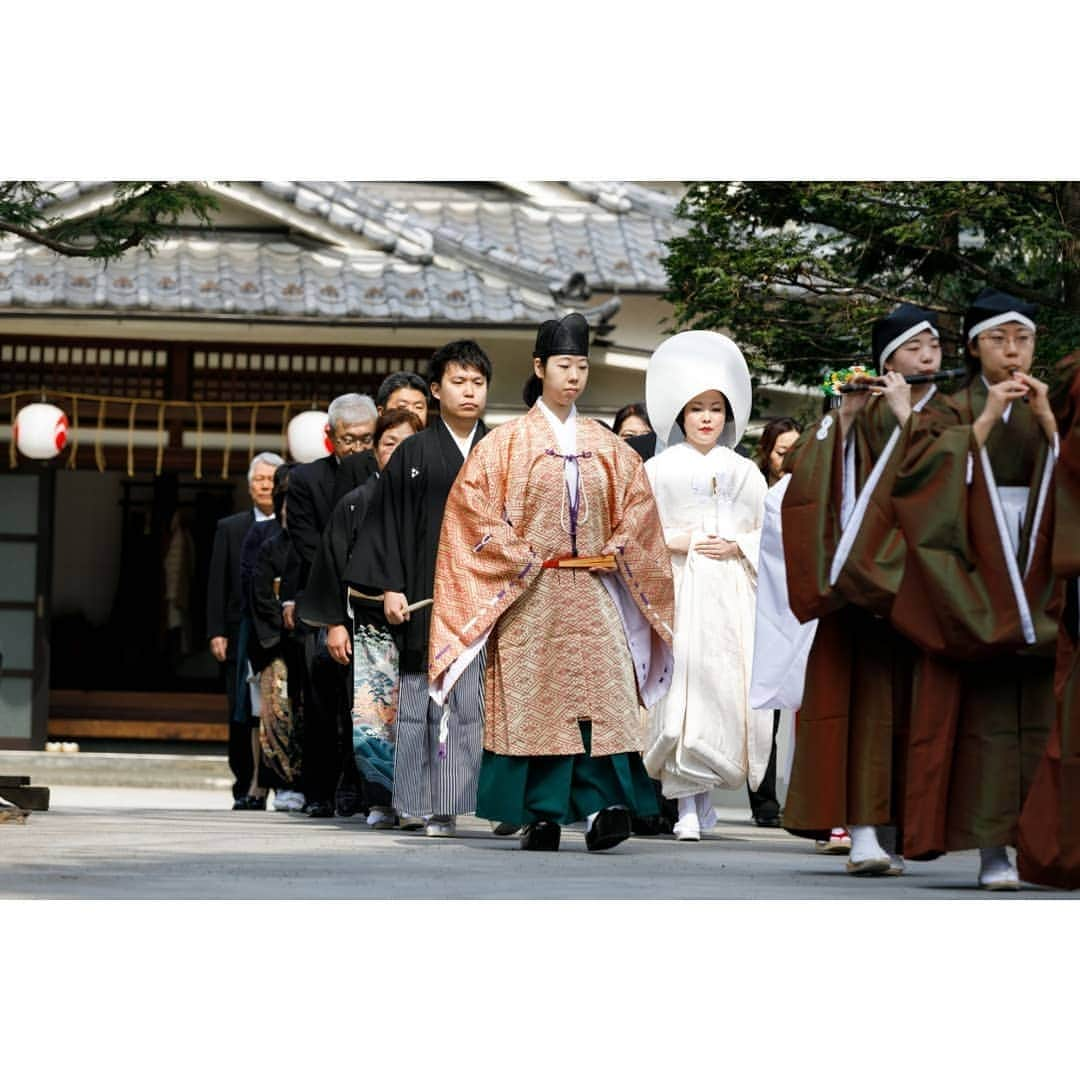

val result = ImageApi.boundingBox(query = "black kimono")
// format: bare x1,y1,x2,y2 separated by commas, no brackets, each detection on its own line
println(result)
287,449,377,809
299,474,395,808
344,420,488,673
344,418,489,818
299,474,379,631
289,450,378,592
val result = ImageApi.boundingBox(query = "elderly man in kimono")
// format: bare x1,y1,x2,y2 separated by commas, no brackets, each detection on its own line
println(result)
889,288,1060,890
288,393,378,818
1018,352,1080,889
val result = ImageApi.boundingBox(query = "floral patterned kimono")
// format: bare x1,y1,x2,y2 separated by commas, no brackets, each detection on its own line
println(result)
428,402,675,825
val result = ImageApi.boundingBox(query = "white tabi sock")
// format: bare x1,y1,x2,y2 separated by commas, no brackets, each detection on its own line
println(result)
676,796,700,832
694,791,717,829
848,824,889,863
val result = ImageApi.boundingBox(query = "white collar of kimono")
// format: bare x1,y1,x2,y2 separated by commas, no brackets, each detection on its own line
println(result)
538,399,581,507
537,398,578,456
981,374,1013,423
254,507,274,522
442,417,478,460
645,330,751,453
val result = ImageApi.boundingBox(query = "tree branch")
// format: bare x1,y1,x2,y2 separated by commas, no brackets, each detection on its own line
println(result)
0,218,146,258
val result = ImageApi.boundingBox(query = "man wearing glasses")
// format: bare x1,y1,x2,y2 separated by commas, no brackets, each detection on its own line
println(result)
288,393,378,817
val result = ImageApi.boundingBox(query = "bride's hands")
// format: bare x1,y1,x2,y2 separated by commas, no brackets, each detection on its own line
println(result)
693,536,739,560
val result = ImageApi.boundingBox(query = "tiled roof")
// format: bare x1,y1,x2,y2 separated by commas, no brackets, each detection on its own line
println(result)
258,181,682,292
2,180,681,322
566,181,680,218
0,237,564,323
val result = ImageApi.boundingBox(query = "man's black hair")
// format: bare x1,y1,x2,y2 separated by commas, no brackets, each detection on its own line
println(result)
427,339,492,386
376,371,429,410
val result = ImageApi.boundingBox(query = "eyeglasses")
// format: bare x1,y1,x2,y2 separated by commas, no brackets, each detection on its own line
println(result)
979,331,1035,350
334,432,374,448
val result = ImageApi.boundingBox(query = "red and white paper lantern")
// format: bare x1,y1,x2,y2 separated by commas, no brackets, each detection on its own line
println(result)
286,410,332,463
14,402,69,460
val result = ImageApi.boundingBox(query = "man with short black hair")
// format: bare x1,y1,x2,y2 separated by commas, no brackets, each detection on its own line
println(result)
346,340,492,837
375,371,429,427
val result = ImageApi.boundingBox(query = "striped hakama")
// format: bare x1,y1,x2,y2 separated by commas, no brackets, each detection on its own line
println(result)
392,651,485,817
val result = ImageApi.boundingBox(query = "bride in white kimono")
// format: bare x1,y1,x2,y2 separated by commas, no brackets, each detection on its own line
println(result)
641,332,772,840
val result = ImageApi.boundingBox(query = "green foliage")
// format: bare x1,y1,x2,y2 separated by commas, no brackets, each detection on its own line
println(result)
663,182,1080,388
0,181,219,261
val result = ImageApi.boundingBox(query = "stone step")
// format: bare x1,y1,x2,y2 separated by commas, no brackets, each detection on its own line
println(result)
0,750,232,790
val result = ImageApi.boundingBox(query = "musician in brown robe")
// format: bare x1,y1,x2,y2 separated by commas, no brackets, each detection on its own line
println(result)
781,303,943,875
1017,352,1080,889
889,288,1059,889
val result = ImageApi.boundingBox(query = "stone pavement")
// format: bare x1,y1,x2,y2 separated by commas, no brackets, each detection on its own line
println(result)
0,784,1068,900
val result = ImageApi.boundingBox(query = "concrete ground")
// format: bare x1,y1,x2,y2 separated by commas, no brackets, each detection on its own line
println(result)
0,783,1069,899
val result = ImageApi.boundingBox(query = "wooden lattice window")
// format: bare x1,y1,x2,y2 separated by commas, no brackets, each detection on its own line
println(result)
0,336,168,399
190,344,429,402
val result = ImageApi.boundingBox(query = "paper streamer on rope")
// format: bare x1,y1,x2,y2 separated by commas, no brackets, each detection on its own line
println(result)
126,400,137,477
4,389,333,474
67,394,80,469
221,403,233,479
248,404,259,464
15,402,69,460
94,399,106,473
193,401,204,480
155,403,167,476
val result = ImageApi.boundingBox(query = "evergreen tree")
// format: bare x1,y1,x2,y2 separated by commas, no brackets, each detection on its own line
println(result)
663,182,1080,391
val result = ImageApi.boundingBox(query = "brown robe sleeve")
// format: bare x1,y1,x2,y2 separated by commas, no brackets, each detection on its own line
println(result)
780,413,847,623
835,398,924,617
889,393,1058,660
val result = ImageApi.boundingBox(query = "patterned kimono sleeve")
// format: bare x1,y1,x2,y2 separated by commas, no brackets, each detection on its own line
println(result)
428,436,543,684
